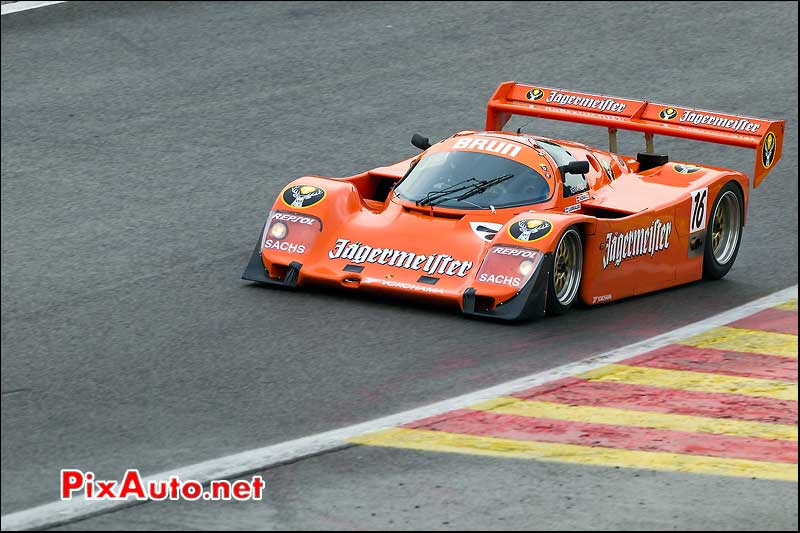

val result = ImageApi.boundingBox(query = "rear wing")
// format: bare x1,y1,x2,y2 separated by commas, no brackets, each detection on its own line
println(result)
485,81,784,187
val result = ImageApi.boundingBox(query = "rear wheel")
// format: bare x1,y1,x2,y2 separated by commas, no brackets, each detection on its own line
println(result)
547,227,583,315
703,182,744,280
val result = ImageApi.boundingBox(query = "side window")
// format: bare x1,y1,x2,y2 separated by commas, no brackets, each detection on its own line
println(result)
538,140,588,197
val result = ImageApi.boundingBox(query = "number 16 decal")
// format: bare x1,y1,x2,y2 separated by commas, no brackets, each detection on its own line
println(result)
689,187,708,233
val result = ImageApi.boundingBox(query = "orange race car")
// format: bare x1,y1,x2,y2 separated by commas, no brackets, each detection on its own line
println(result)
243,81,784,321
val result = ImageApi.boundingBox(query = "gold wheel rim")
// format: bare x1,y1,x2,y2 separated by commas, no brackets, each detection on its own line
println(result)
712,206,724,252
711,190,741,265
554,241,570,294
553,229,582,305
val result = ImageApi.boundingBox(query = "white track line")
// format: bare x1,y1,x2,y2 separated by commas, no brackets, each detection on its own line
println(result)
2,285,797,531
1,1,65,16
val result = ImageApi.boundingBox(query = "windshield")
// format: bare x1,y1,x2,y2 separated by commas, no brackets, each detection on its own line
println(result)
394,150,550,209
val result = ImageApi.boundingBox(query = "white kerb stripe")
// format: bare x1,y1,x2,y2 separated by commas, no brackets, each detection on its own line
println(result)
1,284,796,531
1,1,66,15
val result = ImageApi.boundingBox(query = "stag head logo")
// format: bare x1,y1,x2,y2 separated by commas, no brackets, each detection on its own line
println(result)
282,185,325,208
659,107,678,120
762,132,776,169
509,219,552,242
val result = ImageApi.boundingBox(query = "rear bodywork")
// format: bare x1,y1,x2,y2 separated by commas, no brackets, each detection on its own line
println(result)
244,82,784,321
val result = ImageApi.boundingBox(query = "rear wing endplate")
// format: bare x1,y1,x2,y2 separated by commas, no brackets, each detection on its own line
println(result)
486,81,784,187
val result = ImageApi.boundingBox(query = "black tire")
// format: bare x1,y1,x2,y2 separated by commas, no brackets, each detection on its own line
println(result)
703,181,744,280
546,227,583,315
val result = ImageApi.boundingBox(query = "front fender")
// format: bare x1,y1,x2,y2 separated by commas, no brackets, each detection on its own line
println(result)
493,212,597,252
460,212,596,321
273,176,362,220
244,176,361,285
462,251,553,322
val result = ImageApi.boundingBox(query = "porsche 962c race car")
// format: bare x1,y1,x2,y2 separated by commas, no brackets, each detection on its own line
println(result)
243,81,784,321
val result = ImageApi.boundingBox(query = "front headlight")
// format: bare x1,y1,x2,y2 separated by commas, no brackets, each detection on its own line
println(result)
268,221,288,240
519,259,536,277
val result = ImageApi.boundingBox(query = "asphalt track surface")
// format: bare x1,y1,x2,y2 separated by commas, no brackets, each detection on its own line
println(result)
1,1,797,529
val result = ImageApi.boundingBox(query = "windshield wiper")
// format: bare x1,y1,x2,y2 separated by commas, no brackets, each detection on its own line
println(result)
416,177,483,207
425,173,514,207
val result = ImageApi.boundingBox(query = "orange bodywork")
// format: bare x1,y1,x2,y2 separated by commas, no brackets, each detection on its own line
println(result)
243,82,784,320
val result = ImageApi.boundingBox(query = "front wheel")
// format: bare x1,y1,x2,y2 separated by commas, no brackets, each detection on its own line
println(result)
547,227,583,315
703,182,744,280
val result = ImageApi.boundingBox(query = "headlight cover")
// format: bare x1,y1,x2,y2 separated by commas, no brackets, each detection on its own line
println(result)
262,210,322,255
475,245,543,289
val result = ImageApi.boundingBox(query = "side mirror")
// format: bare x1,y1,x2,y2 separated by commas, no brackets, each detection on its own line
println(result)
411,133,431,150
558,160,590,180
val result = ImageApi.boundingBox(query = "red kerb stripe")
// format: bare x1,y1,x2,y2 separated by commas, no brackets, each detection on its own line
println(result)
728,307,798,335
622,344,797,382
514,377,797,425
405,409,797,463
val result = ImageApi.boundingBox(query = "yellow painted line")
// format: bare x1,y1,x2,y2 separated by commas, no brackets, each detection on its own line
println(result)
349,428,798,481
678,326,797,359
578,364,797,401
775,299,797,311
470,398,798,441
